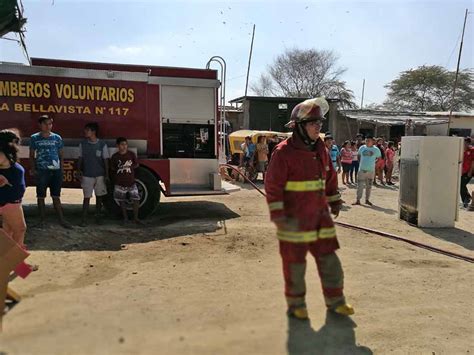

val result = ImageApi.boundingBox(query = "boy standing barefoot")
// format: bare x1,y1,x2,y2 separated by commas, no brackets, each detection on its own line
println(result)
77,123,109,226
110,137,141,225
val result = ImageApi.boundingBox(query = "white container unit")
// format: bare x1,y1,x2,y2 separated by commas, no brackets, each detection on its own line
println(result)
399,136,464,228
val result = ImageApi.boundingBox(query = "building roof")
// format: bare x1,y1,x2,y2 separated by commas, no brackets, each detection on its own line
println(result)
229,95,340,104
342,109,474,126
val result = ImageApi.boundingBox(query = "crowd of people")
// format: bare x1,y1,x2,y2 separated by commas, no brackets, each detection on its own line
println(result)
236,131,400,193
0,114,144,240
325,133,398,187
229,134,285,183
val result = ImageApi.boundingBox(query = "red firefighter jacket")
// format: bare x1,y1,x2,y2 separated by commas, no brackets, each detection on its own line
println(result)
265,133,342,252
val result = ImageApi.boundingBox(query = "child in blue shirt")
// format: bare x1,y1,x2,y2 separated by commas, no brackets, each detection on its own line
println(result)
29,115,71,229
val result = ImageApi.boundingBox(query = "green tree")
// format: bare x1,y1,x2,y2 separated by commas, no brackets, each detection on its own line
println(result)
251,48,357,109
384,65,474,111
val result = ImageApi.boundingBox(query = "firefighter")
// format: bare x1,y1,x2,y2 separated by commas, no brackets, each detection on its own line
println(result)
265,97,354,320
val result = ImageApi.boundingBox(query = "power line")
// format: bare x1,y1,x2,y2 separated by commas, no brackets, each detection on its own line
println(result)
17,32,30,64
227,74,247,81
0,37,20,43
16,0,30,64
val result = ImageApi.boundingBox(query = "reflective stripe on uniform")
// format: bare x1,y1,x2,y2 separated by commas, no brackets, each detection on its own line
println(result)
268,201,284,211
277,227,336,243
277,230,318,242
326,193,341,203
318,227,337,239
285,179,325,192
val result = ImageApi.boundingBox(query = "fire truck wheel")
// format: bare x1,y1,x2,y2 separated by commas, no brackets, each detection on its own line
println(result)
104,167,161,219
135,167,161,218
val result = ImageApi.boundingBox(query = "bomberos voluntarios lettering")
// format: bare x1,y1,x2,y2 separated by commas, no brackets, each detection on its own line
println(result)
0,81,135,103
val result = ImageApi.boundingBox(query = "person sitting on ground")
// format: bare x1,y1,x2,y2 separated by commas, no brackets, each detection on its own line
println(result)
385,141,396,185
340,140,353,185
349,141,359,184
0,130,27,248
353,135,381,206
77,122,110,226
29,115,71,229
256,136,269,182
219,156,236,183
110,137,141,225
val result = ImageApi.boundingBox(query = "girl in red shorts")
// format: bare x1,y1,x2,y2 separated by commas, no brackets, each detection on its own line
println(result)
340,141,353,185
385,142,396,185
374,138,386,185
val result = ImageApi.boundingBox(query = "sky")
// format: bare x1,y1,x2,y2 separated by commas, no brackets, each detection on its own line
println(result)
1,0,472,107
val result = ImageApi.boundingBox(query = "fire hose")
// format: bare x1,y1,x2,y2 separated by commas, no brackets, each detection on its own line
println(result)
220,164,474,264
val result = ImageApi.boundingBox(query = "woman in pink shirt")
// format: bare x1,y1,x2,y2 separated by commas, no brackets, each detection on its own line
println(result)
385,141,396,185
340,140,353,185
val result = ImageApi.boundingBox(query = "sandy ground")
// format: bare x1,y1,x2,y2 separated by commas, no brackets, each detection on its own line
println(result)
1,176,473,355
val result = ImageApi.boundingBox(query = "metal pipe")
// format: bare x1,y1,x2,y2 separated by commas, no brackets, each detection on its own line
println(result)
360,78,365,109
206,56,227,161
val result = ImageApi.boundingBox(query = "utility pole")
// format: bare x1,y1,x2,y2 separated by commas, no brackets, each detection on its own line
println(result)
447,9,469,135
360,78,365,109
244,24,256,97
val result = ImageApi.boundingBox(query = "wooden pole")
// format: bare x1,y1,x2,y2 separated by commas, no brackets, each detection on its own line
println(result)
447,9,469,135
244,24,256,97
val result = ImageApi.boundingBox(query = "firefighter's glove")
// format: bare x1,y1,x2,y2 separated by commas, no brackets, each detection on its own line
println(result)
330,204,341,219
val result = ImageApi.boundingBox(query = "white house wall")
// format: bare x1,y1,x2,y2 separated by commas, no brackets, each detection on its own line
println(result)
426,117,474,136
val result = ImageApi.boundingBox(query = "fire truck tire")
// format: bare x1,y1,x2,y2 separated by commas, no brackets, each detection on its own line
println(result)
135,167,161,218
104,167,161,219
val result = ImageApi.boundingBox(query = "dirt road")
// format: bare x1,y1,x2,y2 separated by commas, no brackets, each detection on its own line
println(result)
1,181,473,355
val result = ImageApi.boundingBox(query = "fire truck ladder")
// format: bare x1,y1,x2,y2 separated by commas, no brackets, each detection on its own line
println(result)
206,56,227,163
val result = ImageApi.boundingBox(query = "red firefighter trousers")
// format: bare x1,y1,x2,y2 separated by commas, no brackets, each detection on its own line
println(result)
279,240,345,309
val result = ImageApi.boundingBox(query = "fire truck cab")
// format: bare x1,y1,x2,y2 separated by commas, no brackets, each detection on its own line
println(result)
0,58,228,217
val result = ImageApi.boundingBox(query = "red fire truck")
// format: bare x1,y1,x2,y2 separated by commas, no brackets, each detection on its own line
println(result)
0,58,228,217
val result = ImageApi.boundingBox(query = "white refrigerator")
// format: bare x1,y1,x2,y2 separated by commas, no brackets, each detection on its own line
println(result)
399,136,464,228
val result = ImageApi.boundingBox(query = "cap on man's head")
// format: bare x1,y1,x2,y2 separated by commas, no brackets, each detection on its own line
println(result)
324,134,333,141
